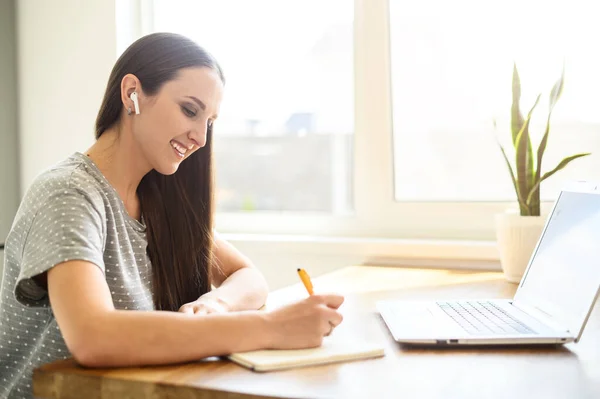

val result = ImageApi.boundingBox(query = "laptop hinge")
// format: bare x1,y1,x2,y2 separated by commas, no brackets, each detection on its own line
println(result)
510,300,572,335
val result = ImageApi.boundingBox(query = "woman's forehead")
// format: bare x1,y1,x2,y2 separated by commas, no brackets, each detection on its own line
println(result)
171,67,222,91
166,68,223,108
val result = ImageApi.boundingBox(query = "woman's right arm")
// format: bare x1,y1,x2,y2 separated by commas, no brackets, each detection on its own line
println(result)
48,260,344,368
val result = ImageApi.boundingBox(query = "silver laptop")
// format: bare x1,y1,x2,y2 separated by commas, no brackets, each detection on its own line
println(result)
377,181,600,345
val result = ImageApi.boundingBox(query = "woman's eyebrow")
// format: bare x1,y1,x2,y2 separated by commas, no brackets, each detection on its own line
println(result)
185,96,206,111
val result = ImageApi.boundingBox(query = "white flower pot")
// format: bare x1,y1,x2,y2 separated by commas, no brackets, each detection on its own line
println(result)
495,211,546,283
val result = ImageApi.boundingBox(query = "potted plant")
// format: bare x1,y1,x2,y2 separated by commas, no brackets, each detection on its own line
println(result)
494,63,591,283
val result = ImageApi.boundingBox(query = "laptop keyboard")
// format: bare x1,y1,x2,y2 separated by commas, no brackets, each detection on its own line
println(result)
436,301,537,335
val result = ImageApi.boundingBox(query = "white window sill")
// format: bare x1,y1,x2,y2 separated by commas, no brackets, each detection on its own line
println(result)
221,233,501,282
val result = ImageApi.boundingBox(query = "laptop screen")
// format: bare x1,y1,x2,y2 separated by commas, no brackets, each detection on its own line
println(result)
515,189,600,337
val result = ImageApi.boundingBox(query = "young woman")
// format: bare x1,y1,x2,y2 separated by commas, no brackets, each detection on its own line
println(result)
0,32,344,399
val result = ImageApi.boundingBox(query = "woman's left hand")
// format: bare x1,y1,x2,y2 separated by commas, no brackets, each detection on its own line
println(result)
178,294,230,315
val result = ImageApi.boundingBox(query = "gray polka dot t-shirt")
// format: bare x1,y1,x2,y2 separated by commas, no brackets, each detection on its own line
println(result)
0,152,154,399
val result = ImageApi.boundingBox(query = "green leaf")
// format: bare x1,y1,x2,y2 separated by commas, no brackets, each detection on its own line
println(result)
531,113,552,212
515,94,541,213
525,129,535,204
549,61,565,111
531,62,565,215
510,64,536,203
511,63,524,146
535,113,552,184
526,153,592,206
496,139,529,214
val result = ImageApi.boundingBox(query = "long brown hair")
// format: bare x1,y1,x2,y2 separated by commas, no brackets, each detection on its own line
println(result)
95,32,225,311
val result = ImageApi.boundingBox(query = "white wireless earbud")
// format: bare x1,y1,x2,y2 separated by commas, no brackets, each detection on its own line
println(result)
130,91,140,115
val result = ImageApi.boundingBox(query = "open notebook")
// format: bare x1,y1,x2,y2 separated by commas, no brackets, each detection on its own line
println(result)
228,338,385,372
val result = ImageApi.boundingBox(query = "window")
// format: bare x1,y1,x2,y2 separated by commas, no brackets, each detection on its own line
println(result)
140,0,600,241
152,0,354,214
389,0,600,202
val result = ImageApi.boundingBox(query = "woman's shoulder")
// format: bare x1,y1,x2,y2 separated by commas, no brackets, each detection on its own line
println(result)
7,154,109,251
22,153,106,209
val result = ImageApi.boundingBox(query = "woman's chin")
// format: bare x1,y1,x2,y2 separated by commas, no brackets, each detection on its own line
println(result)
154,162,180,176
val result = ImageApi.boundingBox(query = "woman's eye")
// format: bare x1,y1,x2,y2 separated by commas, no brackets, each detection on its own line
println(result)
182,106,197,118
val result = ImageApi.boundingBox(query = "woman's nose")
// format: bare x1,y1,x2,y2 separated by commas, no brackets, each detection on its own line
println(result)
188,126,207,148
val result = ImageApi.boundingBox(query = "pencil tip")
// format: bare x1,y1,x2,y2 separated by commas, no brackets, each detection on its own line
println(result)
297,268,301,271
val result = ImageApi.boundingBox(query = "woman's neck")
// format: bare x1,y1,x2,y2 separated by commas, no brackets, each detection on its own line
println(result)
85,127,150,221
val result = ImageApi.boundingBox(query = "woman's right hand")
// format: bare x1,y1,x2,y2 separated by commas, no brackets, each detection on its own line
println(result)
264,294,345,349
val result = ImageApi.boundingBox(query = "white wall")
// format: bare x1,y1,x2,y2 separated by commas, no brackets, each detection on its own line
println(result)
17,0,117,194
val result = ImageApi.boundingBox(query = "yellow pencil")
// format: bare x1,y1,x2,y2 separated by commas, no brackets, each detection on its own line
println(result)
297,268,314,295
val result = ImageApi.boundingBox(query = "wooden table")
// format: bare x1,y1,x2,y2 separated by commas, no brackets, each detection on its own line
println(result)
33,266,600,399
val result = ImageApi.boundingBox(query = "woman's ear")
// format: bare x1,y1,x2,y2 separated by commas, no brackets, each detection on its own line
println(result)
120,74,142,115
